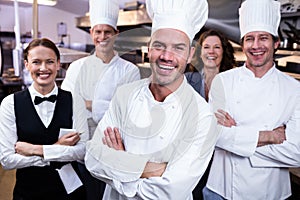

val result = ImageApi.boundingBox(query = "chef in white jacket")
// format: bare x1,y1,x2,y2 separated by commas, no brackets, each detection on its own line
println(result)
85,0,219,199
61,0,140,199
61,0,140,138
204,0,300,200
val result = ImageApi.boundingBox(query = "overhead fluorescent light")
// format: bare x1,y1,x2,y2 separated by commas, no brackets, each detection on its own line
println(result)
6,0,57,6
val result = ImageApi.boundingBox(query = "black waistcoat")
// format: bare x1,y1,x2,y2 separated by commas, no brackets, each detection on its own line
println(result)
13,88,73,199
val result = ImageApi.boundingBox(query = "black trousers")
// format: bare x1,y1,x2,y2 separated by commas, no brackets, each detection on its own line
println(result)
193,158,213,200
13,184,86,200
77,163,106,200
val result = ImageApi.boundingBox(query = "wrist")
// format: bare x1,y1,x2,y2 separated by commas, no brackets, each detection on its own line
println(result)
259,130,272,144
32,145,43,157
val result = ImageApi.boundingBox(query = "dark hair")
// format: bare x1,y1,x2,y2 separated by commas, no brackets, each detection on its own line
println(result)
198,29,236,72
23,38,60,61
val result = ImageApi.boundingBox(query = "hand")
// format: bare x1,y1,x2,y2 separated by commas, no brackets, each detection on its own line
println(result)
85,100,92,112
15,141,43,156
215,109,237,127
102,127,125,151
55,132,80,146
141,162,167,178
273,126,286,142
258,125,286,147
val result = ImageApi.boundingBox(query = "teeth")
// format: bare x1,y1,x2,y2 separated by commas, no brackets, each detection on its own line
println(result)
159,65,175,70
252,52,263,55
99,41,108,45
39,73,50,78
207,56,216,60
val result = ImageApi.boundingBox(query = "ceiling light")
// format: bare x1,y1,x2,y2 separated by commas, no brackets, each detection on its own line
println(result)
7,0,57,6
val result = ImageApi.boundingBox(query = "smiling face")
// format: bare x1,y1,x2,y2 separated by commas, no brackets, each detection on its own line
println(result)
148,28,194,89
201,35,223,70
25,45,60,94
242,31,279,71
90,24,118,55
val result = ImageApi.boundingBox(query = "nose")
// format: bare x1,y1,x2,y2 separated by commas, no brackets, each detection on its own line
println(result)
207,47,214,54
40,62,47,70
251,38,260,49
160,49,174,61
98,32,107,41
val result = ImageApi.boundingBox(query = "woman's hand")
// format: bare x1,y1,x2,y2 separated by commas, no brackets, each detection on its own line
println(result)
15,142,43,156
55,132,80,146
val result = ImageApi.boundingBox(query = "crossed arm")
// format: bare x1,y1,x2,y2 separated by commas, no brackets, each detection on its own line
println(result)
215,109,286,147
102,127,167,178
15,132,81,157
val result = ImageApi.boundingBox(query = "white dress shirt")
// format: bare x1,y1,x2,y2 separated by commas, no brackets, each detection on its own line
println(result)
0,84,87,170
29,84,58,127
207,64,300,200
85,77,218,200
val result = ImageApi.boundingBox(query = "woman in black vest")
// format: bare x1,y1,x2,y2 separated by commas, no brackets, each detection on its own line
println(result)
0,38,87,200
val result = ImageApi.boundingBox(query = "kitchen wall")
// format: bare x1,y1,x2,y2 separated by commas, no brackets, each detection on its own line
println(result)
0,4,92,46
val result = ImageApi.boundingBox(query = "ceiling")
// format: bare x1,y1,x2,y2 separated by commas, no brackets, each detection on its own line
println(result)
0,0,242,42
0,0,146,16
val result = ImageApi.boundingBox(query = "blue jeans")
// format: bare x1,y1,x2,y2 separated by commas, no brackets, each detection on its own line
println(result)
203,186,225,200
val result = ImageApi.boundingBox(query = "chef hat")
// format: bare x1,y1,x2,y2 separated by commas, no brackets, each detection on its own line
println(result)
89,0,119,30
146,0,208,43
239,0,281,38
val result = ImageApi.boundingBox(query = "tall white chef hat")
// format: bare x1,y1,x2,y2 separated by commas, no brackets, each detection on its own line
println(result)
146,0,208,43
239,0,281,38
89,0,119,30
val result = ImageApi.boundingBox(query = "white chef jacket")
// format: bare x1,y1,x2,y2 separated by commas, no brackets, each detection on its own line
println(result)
85,77,218,200
207,64,300,200
0,84,87,170
62,53,140,136
92,55,141,123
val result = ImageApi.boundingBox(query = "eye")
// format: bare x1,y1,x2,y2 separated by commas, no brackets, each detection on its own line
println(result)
152,43,164,50
46,60,55,64
105,30,113,36
260,36,269,41
245,37,254,42
32,60,41,65
175,46,184,51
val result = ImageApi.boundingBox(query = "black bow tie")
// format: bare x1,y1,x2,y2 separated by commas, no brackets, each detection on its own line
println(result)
34,95,57,105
